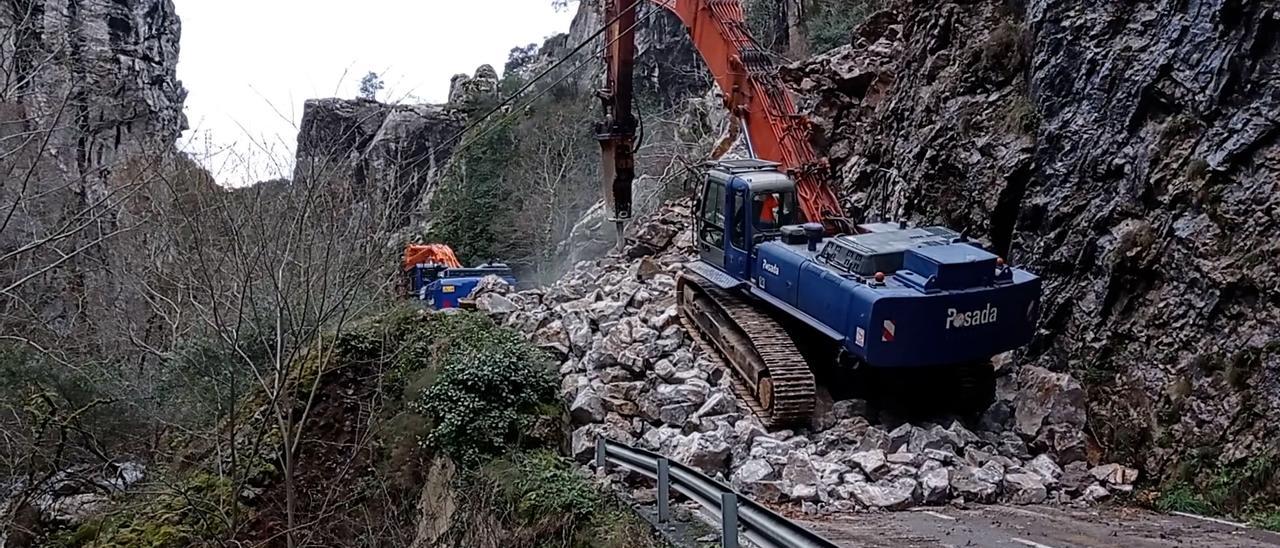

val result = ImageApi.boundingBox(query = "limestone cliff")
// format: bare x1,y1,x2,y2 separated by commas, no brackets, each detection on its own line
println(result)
0,0,186,349
785,0,1280,481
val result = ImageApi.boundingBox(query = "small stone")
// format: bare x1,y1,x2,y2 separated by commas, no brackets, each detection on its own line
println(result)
1082,484,1111,503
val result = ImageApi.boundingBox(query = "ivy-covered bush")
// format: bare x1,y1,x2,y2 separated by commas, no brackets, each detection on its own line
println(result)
409,314,559,467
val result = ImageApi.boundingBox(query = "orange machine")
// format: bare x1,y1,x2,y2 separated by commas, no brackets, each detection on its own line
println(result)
402,244,462,272
596,0,846,230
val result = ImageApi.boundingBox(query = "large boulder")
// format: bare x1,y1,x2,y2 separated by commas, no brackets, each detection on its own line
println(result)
950,465,1000,503
1003,473,1048,505
851,478,918,510
569,386,606,424
669,431,732,474
918,461,951,504
1013,366,1087,440
849,450,889,480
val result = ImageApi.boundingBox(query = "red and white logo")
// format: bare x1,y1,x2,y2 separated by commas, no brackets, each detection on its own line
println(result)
881,319,896,342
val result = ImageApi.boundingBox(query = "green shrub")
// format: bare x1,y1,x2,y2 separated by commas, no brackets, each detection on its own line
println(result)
410,315,558,467
806,0,883,54
1155,482,1214,515
495,450,600,522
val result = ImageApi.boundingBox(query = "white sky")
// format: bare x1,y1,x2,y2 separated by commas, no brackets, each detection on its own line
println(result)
174,0,579,186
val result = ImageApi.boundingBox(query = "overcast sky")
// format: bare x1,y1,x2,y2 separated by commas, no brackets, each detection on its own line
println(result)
174,0,579,186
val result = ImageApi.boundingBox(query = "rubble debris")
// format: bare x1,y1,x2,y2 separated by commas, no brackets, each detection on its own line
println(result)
470,199,1097,511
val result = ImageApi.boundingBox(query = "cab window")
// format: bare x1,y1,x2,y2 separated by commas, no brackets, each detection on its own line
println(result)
699,181,725,248
752,190,799,231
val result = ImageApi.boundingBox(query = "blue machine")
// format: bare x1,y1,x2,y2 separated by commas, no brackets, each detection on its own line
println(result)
680,159,1042,423
410,263,517,310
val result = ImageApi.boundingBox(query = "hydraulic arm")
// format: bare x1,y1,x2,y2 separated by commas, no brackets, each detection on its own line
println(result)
596,0,845,228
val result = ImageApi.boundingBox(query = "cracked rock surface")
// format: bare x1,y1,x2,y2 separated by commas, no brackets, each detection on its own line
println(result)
783,0,1280,482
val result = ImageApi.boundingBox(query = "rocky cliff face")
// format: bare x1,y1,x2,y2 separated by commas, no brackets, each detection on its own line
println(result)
0,0,186,347
786,0,1280,478
293,98,464,231
564,0,710,105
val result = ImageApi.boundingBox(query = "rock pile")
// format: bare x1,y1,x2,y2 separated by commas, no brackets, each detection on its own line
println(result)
471,200,1132,512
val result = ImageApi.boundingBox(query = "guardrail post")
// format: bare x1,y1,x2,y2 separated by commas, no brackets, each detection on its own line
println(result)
721,492,739,548
656,457,670,523
595,437,606,470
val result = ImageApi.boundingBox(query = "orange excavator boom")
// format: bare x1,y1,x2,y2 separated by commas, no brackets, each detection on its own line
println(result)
597,0,845,227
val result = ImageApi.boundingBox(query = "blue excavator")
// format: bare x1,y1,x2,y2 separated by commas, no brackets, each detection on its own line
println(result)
595,0,1042,424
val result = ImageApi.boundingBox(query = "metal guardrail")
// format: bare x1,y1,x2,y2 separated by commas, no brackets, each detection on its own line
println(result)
595,437,839,548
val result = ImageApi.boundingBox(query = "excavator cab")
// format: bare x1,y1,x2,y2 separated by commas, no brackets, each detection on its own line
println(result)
695,159,799,281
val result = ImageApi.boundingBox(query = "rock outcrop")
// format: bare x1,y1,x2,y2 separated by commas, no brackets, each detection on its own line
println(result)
471,201,1133,513
785,0,1280,484
292,98,463,230
447,65,499,111
563,0,710,105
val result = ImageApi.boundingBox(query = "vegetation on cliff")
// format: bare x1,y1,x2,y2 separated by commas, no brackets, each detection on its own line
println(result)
39,310,658,547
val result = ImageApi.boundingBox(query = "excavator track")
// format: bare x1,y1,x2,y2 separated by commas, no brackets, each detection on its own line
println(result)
676,272,815,428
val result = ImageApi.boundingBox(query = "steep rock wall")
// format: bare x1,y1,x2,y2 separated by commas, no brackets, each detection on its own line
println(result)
0,0,186,347
787,0,1280,477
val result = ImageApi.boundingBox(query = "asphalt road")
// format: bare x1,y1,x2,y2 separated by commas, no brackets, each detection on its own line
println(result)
798,505,1280,548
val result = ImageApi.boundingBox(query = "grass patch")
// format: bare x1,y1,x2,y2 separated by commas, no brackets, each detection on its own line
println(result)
1156,455,1280,531
464,449,665,548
